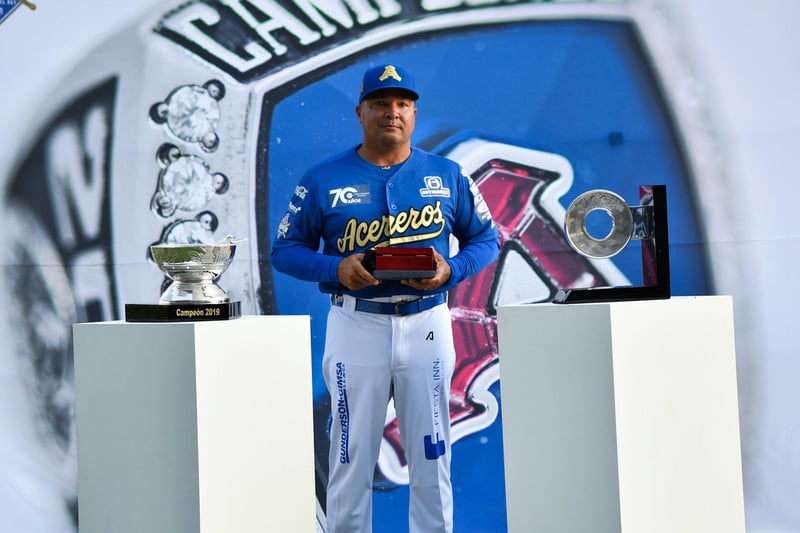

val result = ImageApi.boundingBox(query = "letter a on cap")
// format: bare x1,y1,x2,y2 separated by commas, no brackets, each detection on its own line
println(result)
379,65,402,82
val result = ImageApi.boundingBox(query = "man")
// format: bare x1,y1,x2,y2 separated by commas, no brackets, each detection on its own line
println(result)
271,64,499,533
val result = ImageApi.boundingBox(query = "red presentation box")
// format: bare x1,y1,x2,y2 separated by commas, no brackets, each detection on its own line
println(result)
374,247,435,279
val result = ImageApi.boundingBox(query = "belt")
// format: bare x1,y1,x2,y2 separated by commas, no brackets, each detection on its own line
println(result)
331,293,447,316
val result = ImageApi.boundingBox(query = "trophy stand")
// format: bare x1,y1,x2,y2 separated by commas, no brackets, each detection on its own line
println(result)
73,316,315,532
497,297,745,532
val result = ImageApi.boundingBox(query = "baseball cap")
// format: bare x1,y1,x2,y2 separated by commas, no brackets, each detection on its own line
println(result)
358,64,419,102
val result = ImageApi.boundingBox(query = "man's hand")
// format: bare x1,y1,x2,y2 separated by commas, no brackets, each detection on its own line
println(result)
338,253,381,290
401,248,451,291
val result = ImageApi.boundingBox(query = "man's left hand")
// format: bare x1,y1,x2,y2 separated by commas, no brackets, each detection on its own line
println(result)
400,248,451,291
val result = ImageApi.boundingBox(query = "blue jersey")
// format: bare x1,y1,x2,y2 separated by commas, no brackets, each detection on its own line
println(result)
271,146,499,298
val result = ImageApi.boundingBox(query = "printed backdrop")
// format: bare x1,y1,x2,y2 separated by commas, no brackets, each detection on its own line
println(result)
1,0,798,531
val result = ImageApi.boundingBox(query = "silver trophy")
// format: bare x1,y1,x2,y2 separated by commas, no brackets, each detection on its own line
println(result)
150,243,236,304
554,185,670,303
563,189,638,259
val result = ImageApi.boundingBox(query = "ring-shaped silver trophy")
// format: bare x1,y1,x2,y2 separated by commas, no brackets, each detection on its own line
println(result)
553,185,670,303
125,240,242,321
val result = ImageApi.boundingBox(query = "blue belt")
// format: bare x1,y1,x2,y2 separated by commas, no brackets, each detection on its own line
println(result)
331,293,447,316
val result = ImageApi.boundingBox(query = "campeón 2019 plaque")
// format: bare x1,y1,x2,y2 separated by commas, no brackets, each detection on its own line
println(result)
125,301,241,322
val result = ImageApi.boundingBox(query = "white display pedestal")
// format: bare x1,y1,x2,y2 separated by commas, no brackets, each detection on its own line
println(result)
497,296,745,533
73,315,315,533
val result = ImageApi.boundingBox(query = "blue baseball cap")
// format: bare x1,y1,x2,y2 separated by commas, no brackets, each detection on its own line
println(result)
358,64,419,103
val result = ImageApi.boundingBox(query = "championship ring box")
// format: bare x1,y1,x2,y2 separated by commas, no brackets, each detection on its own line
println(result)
363,247,435,280
125,243,242,322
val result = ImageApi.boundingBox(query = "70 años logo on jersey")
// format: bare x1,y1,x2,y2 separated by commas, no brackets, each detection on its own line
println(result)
329,185,371,207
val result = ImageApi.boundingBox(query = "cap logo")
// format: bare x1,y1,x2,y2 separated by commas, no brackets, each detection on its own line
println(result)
378,65,402,82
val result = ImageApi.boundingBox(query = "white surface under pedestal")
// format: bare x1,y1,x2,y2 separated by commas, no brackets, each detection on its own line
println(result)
497,296,745,533
73,315,314,533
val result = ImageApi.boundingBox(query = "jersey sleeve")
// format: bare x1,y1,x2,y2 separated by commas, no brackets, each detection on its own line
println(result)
270,172,341,284
444,167,500,287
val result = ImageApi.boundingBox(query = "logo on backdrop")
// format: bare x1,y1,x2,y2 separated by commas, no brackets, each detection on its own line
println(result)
0,0,36,26
154,0,583,81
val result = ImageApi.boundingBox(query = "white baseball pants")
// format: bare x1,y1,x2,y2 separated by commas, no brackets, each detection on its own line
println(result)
323,295,455,533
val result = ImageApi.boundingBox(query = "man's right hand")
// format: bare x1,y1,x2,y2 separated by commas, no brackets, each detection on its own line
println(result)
337,253,381,290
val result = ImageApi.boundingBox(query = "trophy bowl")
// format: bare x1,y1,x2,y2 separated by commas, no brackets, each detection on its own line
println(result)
150,243,236,304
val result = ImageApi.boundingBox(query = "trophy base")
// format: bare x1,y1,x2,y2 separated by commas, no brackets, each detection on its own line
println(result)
553,285,670,304
124,301,242,322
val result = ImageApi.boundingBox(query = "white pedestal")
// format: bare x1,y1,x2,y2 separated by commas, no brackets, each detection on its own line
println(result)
497,296,745,533
73,315,315,533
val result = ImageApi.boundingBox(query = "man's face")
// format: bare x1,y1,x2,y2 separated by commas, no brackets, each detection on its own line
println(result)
356,89,417,149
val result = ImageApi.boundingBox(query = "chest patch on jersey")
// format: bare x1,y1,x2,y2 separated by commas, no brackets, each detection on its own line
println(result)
420,176,450,198
329,184,371,207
